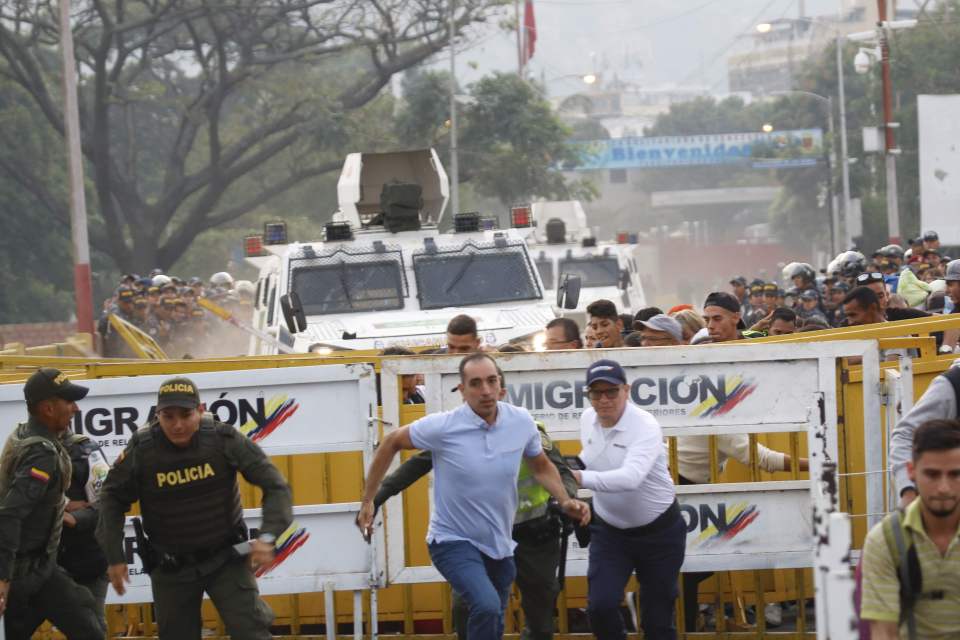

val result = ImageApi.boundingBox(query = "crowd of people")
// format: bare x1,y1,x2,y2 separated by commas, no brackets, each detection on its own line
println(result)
97,270,254,358
729,231,957,334
536,231,957,354
368,230,960,638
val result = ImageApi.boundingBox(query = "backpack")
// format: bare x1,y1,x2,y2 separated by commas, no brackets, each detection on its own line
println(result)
943,365,960,414
879,509,920,640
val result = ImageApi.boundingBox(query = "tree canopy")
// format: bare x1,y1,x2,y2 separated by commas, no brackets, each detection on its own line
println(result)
0,0,507,273
395,69,596,207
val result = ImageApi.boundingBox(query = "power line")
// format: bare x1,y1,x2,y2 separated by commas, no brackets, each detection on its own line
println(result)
680,0,793,88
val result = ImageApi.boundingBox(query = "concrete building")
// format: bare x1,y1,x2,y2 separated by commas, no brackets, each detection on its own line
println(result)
727,0,917,96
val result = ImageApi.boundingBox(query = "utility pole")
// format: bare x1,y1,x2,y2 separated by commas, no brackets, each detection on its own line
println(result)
877,0,900,244
836,33,852,249
59,0,94,336
448,0,460,218
826,95,839,256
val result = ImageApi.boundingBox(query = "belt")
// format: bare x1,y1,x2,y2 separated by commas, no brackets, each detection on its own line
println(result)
157,543,232,570
512,515,560,544
595,499,681,537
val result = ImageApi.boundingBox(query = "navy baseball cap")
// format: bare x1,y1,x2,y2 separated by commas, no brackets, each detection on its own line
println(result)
585,359,627,387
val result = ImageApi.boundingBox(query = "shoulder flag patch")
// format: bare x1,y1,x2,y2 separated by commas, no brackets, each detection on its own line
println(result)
29,467,50,483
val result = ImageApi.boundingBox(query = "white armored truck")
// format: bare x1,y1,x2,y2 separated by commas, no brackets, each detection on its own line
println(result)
244,149,581,354
524,200,647,315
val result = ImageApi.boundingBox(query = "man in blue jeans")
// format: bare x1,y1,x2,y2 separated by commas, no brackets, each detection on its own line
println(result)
357,353,590,640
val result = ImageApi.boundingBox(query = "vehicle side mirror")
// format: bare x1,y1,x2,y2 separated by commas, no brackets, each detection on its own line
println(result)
619,269,630,290
280,292,307,334
556,274,582,310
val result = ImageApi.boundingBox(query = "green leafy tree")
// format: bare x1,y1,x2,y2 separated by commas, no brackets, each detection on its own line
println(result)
461,73,595,205
395,70,596,207
792,1,960,249
0,75,74,322
0,0,507,273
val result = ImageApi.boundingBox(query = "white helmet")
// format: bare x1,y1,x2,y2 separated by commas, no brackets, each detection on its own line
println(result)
210,271,234,288
235,280,255,299
945,258,960,283
152,274,172,287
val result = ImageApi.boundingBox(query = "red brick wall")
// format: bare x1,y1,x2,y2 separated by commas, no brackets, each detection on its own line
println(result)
0,322,78,348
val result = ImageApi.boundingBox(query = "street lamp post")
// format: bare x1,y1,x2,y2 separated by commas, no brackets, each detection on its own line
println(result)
448,0,459,218
836,34,852,249
757,20,852,250
771,89,840,255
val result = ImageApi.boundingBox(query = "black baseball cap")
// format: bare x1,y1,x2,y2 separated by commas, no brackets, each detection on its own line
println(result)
703,291,741,314
585,359,627,387
23,368,89,405
156,377,201,410
704,292,746,329
729,276,747,286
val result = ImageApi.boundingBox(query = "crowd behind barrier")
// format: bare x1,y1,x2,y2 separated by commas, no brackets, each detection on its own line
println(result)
97,270,251,359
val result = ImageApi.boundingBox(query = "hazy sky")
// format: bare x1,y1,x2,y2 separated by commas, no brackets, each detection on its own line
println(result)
452,0,845,94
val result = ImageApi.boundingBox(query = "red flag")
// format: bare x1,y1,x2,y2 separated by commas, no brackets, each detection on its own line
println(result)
522,0,536,67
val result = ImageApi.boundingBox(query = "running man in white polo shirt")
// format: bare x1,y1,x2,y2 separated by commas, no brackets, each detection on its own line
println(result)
358,353,590,640
573,358,685,640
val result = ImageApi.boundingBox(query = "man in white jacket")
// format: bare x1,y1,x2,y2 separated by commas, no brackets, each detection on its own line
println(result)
572,359,685,640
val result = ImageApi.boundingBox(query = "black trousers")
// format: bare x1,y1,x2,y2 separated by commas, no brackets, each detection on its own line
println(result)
4,558,105,640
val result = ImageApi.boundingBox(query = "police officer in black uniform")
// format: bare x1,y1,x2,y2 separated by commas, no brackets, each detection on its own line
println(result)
96,377,293,639
0,368,106,639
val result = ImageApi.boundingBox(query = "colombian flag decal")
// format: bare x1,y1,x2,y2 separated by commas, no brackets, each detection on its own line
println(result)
255,521,310,578
29,467,50,483
240,394,299,443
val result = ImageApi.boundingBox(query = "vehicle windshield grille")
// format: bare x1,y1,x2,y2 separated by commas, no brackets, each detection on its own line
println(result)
558,256,619,287
289,244,406,315
412,239,542,310
536,258,555,290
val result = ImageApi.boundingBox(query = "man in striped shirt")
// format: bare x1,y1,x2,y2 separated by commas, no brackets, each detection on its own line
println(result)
860,419,960,639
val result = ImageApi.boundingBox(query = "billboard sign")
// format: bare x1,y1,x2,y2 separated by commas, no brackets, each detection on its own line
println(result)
918,95,960,245
566,129,823,171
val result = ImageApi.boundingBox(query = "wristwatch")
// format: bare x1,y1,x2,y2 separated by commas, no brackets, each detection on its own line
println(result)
257,533,277,546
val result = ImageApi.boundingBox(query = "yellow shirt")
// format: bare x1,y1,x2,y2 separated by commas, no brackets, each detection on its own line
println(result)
860,499,960,639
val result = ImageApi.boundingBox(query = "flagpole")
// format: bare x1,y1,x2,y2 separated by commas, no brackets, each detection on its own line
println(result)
515,0,522,75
